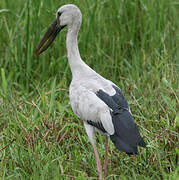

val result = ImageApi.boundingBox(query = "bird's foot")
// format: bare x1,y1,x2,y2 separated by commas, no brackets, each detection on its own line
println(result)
103,167,107,180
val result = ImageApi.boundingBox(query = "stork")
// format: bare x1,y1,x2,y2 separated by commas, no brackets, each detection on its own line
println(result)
35,4,146,179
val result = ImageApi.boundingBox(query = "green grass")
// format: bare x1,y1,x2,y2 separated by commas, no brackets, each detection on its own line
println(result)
0,0,179,179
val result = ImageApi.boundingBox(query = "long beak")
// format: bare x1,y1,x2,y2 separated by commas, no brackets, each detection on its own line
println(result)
34,19,65,56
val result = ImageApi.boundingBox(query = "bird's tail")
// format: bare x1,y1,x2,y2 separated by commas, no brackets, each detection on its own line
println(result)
110,110,146,155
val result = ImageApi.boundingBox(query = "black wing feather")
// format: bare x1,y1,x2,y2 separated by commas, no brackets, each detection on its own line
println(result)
87,120,107,133
111,85,129,109
96,86,146,155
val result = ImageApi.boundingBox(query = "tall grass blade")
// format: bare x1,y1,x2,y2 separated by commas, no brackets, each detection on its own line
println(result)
1,68,7,97
49,77,56,116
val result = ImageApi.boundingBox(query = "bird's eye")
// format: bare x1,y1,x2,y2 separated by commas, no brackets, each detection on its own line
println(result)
58,11,62,17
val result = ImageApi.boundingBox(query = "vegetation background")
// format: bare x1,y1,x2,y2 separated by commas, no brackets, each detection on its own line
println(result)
0,0,178,179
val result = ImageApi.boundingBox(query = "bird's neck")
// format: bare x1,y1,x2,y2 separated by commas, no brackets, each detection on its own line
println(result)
66,28,86,78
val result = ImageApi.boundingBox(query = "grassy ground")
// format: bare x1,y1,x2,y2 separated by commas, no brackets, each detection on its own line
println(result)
0,0,179,179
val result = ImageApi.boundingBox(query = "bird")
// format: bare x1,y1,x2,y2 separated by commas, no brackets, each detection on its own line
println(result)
34,4,146,180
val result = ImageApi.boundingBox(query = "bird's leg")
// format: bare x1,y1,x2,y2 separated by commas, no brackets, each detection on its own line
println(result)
103,136,109,179
92,143,103,180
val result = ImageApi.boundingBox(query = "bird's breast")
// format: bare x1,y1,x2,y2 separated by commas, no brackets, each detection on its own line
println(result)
69,78,112,121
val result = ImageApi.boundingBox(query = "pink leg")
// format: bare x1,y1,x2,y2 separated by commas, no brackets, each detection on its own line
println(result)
92,143,103,180
103,136,109,179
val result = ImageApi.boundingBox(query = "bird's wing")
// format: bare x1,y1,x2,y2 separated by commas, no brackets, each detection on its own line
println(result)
95,86,146,154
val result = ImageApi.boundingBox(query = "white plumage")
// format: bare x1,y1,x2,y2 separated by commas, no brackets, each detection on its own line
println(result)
70,75,116,136
35,4,146,180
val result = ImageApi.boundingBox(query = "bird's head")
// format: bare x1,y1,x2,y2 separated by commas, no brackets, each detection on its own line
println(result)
57,4,82,29
34,4,82,56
